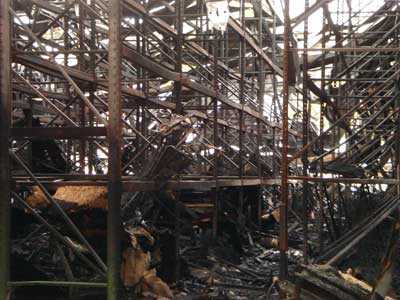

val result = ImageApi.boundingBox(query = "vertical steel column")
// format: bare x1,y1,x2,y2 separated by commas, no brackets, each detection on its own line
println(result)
27,96,33,168
271,6,279,225
79,103,86,172
78,1,86,173
136,20,142,161
173,192,181,282
271,7,278,174
257,0,265,225
107,1,122,299
212,32,220,239
174,0,183,114
64,14,72,165
345,0,352,152
395,0,400,193
172,0,184,279
0,0,11,299
279,0,290,280
318,9,326,254
238,0,245,225
141,21,148,162
302,0,310,264
88,0,96,175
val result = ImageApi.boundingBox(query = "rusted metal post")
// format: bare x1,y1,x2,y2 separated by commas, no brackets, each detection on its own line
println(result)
107,0,122,299
0,0,11,299
271,4,278,184
238,0,245,227
318,9,326,254
78,1,86,173
141,21,148,162
174,0,183,114
171,0,184,280
212,32,220,239
279,0,290,280
257,0,265,225
302,0,310,264
27,95,33,169
395,2,400,193
88,0,96,175
64,13,72,165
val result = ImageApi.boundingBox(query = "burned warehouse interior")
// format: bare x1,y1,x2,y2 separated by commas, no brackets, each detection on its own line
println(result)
2,0,400,299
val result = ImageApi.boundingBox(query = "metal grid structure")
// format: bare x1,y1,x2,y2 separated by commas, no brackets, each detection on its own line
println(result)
1,0,400,299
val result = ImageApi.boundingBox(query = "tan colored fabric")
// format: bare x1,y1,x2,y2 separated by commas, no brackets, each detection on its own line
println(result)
142,273,173,299
26,186,49,208
26,185,108,210
121,247,153,287
54,186,108,209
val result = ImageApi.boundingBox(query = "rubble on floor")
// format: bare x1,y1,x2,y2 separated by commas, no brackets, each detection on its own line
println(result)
10,183,400,299
282,264,371,300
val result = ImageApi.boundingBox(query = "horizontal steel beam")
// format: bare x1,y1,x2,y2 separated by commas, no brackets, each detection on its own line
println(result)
15,178,281,191
8,281,107,288
290,176,400,185
11,127,107,139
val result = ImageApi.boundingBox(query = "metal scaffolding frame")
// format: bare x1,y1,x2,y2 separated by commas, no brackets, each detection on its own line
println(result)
1,0,400,299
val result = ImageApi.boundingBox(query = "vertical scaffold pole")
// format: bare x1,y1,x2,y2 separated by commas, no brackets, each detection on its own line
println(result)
279,0,290,280
107,1,122,299
0,0,11,299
